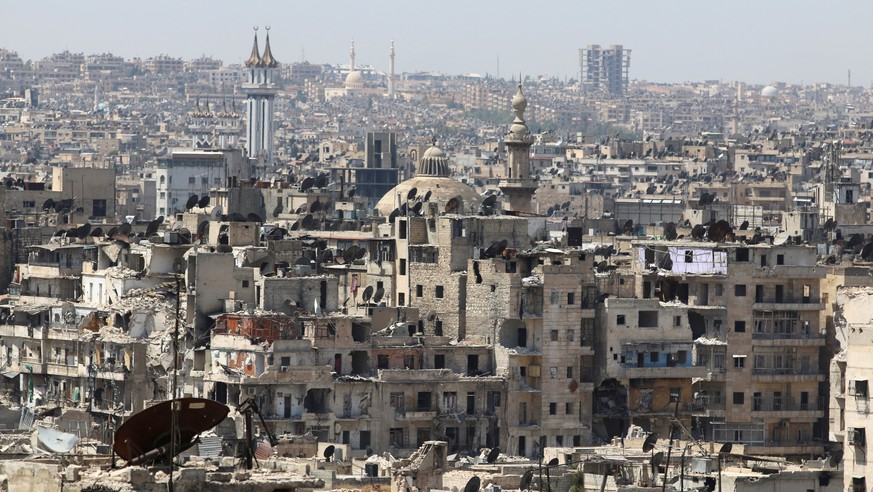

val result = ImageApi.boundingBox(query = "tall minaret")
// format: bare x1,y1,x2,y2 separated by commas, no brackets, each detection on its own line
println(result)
243,27,279,169
498,84,537,213
349,40,356,72
388,40,395,99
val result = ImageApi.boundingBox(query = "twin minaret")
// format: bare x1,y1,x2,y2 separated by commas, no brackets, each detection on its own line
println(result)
243,27,279,167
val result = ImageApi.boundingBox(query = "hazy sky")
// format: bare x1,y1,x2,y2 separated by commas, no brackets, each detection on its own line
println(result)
2,1,871,85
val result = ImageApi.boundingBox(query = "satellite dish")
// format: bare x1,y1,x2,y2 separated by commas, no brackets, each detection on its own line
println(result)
323,445,335,461
118,223,132,236
829,449,844,467
247,212,263,223
407,187,418,201
373,287,384,303
423,190,432,202
482,194,497,207
652,451,664,469
90,227,103,237
426,310,437,322
642,433,658,453
145,219,161,238
290,221,299,231
42,198,55,210
310,200,322,213
718,442,733,455
301,214,315,230
272,203,283,217
362,286,373,302
106,226,118,238
355,247,367,260
388,208,400,223
412,201,423,215
198,195,210,208
547,457,559,467
197,221,209,237
314,173,328,188
216,244,233,253
463,476,480,492
486,447,500,463
519,470,534,491
185,194,198,210
299,176,314,192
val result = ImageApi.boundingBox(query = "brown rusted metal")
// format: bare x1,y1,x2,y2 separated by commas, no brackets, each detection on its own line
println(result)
113,398,229,464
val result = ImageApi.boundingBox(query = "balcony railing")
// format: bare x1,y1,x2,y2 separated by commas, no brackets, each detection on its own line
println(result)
751,398,823,412
753,330,823,339
752,368,818,376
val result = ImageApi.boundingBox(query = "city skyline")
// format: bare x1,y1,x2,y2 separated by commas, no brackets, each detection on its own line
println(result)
2,0,872,86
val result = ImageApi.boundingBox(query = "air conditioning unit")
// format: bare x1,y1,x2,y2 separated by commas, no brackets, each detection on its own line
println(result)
281,366,289,372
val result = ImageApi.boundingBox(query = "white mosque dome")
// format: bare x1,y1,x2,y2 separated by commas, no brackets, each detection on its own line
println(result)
345,70,364,89
761,85,779,98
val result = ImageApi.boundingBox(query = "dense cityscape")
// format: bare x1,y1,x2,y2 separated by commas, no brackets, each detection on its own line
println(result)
0,23,869,492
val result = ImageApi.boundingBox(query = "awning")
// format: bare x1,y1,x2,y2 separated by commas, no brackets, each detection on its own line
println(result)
1,370,20,379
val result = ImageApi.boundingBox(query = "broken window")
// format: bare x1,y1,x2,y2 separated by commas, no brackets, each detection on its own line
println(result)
434,320,443,336
567,329,574,342
389,428,405,448
467,392,475,415
403,355,414,369
735,284,746,297
567,366,573,378
565,402,573,414
442,392,457,413
550,330,559,342
377,355,389,369
776,254,784,265
639,311,658,328
360,431,371,449
567,292,575,305
685,250,693,263
416,428,431,446
417,391,432,411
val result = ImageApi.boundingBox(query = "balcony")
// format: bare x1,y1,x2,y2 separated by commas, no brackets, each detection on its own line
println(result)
685,397,725,417
45,362,80,378
751,398,825,419
752,300,824,311
752,330,825,346
752,368,824,383
398,409,438,420
621,365,708,380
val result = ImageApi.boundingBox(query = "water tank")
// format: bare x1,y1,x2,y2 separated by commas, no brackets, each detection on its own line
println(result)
365,463,378,477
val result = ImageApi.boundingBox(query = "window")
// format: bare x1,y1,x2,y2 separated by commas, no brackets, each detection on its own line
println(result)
549,402,557,415
715,284,723,296
550,330,559,341
188,176,196,185
92,199,107,217
434,320,443,336
416,285,423,297
435,286,444,298
734,284,746,297
416,391,432,411
360,431,371,448
674,316,682,327
377,355,389,369
734,320,746,333
567,292,575,305
776,254,784,265
736,248,749,262
650,352,659,363
855,380,869,398
550,367,557,379
733,355,746,368
399,259,406,275
566,366,573,379
616,314,626,325
639,311,659,328
242,280,249,288
22,200,35,208
404,355,414,369
733,392,745,405
567,329,574,342
390,392,405,410
399,221,407,239
434,354,445,369
685,250,694,263
398,293,405,306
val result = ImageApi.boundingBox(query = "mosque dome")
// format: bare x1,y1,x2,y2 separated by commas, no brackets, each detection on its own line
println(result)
345,70,364,89
761,85,778,98
375,143,482,216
